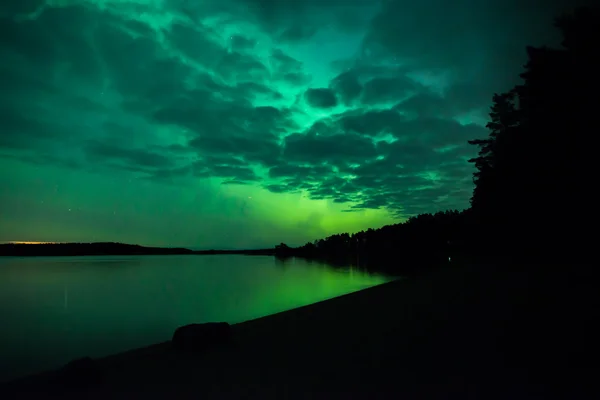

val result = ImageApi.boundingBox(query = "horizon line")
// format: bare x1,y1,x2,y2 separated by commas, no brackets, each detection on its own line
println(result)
0,241,278,251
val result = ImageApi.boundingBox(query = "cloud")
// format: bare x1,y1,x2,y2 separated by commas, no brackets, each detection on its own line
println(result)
279,25,319,42
329,70,363,105
193,162,259,183
335,108,407,137
229,34,257,51
84,141,176,170
4,0,588,238
0,106,58,150
235,0,377,41
268,163,332,178
283,132,377,165
361,76,419,104
304,88,338,109
362,0,596,113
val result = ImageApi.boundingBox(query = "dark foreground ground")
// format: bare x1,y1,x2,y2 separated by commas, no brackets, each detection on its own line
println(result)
2,262,599,399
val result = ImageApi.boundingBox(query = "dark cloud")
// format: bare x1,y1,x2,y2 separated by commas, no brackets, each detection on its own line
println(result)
329,65,422,107
395,83,497,121
0,0,44,15
0,16,51,65
216,52,270,82
23,5,104,82
383,118,487,148
262,114,479,216
0,106,59,150
0,62,56,101
279,25,318,42
84,141,175,169
333,107,486,148
151,91,227,134
236,82,284,100
193,162,258,182
269,164,334,179
335,109,406,137
283,133,378,165
236,0,376,40
281,72,312,86
329,70,363,105
264,184,291,193
363,0,595,106
167,21,225,66
189,134,281,165
366,1,535,71
96,23,191,99
361,76,419,104
144,165,193,183
229,35,257,51
394,93,449,119
270,49,304,73
5,0,583,229
304,88,338,108
150,79,296,166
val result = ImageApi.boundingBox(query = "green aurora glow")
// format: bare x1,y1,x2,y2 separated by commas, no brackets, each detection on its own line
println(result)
0,0,587,248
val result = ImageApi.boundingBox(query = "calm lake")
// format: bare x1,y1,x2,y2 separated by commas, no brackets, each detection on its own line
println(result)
0,255,393,382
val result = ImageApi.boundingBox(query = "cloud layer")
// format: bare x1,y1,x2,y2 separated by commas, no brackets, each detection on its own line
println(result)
0,0,591,245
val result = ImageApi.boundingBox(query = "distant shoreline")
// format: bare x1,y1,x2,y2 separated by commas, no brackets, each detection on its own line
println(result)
0,242,277,258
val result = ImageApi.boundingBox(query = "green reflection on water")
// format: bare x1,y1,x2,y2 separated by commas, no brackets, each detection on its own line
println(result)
0,255,393,381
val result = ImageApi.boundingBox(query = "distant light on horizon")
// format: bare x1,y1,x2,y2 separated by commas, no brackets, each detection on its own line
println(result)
2,241,65,245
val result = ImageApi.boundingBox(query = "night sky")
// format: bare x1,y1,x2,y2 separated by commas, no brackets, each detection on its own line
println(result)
0,0,588,249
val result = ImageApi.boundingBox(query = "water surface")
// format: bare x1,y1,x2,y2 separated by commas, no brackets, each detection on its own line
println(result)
0,255,392,382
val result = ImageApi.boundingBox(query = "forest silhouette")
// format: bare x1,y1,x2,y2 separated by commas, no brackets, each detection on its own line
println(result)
277,6,599,274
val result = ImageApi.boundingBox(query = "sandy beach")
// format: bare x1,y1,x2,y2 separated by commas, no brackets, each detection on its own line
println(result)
2,262,598,399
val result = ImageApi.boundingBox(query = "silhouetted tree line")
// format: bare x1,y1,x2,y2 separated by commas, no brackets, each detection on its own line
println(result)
277,6,599,274
278,210,478,275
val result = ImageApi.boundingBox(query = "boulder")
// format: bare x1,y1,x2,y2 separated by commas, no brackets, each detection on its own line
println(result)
172,322,232,353
57,356,103,389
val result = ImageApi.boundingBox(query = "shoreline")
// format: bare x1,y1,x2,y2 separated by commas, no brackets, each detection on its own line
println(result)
3,262,598,398
1,277,401,386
